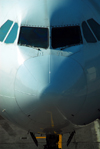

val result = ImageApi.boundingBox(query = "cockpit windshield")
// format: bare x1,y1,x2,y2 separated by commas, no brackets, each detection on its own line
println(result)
18,26,49,49
18,25,82,49
51,26,83,49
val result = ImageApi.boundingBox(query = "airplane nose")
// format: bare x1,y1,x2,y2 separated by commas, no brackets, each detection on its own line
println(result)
15,55,87,119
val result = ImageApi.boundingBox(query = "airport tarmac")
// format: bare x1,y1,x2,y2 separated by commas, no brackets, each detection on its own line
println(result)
0,114,100,149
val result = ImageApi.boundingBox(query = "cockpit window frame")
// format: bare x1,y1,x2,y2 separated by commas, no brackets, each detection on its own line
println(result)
0,20,13,42
51,24,83,49
18,26,49,49
5,22,18,44
82,21,97,43
87,18,100,41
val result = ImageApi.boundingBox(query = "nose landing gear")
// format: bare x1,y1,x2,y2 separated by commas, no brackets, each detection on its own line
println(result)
30,131,75,148
44,134,59,149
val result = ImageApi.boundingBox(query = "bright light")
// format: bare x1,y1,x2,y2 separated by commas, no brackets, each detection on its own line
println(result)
17,48,24,65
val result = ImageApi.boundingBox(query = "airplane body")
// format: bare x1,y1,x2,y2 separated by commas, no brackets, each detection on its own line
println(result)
0,0,100,148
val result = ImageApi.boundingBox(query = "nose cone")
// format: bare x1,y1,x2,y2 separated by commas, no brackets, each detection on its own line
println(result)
15,55,87,118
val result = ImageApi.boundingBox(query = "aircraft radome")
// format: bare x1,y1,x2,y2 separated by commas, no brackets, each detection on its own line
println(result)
0,0,100,148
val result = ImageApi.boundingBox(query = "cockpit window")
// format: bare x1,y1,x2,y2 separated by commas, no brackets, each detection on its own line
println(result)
82,21,97,43
5,23,18,43
87,19,100,41
18,26,49,49
51,26,83,49
0,20,13,42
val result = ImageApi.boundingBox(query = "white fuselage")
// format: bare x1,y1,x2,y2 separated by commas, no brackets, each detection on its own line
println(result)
0,0,100,134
